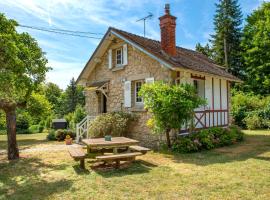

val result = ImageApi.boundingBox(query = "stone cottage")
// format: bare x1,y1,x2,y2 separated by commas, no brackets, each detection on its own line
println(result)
76,4,240,147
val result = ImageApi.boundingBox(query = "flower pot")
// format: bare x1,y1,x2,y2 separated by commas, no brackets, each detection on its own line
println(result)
65,138,73,145
105,135,112,141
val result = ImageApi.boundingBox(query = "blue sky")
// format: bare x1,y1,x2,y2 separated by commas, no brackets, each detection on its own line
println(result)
0,0,268,89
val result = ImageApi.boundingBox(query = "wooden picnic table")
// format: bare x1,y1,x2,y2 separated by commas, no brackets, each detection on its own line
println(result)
82,137,139,154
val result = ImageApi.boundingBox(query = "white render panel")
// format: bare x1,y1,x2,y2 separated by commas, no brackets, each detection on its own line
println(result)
221,79,227,109
221,79,228,125
205,76,212,110
213,78,221,126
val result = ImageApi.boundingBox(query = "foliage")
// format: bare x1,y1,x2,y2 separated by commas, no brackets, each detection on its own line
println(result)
88,112,136,138
0,111,6,130
27,92,52,124
73,105,86,124
44,82,62,111
195,43,213,59
0,14,49,106
139,82,206,147
63,105,86,130
28,125,44,134
231,90,270,129
210,0,243,77
46,129,56,141
241,2,270,95
172,126,244,153
55,129,75,141
58,78,85,115
16,111,32,131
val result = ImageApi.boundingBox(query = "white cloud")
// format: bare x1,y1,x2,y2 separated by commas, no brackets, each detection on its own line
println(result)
46,60,84,89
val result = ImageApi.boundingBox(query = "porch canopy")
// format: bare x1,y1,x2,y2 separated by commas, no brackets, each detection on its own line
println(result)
85,80,109,98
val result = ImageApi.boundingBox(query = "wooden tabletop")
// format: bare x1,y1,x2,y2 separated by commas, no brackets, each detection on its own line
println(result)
82,137,139,148
82,137,139,147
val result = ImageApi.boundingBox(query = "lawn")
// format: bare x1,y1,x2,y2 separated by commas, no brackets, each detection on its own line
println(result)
0,130,270,200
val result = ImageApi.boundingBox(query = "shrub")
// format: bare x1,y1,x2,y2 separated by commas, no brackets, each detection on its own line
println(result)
244,113,263,130
47,130,56,141
88,112,136,138
172,137,199,153
55,129,75,141
232,90,270,128
172,126,244,153
28,125,44,134
16,111,32,131
196,130,215,150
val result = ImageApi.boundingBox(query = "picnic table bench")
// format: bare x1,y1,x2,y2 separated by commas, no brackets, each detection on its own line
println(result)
96,152,143,168
68,147,86,169
69,137,151,169
129,145,150,154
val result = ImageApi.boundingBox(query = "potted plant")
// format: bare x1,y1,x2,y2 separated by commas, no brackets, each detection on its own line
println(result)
65,135,73,145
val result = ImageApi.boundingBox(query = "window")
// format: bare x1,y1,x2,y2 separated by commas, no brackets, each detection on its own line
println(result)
135,81,143,104
193,80,199,94
175,71,181,85
116,48,123,65
193,79,205,98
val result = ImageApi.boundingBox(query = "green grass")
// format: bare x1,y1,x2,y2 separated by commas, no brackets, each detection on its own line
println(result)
0,130,270,200
0,133,55,150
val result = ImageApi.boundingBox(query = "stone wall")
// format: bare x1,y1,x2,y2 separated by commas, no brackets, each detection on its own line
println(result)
84,38,172,148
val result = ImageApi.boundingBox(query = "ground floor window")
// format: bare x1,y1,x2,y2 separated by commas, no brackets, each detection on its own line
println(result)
135,80,143,104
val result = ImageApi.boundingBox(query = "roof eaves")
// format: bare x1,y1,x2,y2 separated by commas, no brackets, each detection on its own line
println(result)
76,28,112,84
110,29,174,70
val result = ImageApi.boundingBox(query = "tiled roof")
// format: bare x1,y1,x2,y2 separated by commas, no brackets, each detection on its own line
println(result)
110,27,240,81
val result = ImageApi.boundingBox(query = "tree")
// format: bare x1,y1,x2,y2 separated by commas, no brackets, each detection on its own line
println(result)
44,82,62,111
61,78,85,115
210,0,243,77
0,14,49,159
27,92,52,124
139,82,206,148
241,2,270,95
195,43,213,59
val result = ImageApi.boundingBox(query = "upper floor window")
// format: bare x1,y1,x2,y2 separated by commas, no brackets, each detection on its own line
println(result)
116,48,123,65
135,81,143,104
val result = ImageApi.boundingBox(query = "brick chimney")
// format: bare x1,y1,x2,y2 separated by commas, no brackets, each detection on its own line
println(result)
159,4,177,56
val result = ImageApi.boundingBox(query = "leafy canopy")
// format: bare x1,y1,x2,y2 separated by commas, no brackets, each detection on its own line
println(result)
241,2,270,95
27,92,52,124
139,82,206,133
0,13,49,108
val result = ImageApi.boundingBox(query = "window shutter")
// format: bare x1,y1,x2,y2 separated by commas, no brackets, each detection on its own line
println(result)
145,77,154,84
108,49,112,69
123,44,128,65
124,81,131,107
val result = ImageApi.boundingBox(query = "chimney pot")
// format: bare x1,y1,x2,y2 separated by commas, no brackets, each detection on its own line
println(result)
165,4,170,14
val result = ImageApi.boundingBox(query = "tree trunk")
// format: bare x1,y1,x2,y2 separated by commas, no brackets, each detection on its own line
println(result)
165,128,171,148
5,108,19,160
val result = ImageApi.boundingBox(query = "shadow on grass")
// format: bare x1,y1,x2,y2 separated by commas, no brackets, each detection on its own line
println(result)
93,159,157,178
0,157,72,200
159,133,270,166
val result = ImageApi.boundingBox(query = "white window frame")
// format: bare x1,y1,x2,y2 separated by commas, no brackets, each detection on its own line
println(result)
115,48,123,66
134,80,143,105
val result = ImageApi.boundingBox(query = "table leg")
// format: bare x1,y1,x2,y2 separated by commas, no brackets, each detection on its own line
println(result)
87,146,91,154
113,147,118,154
